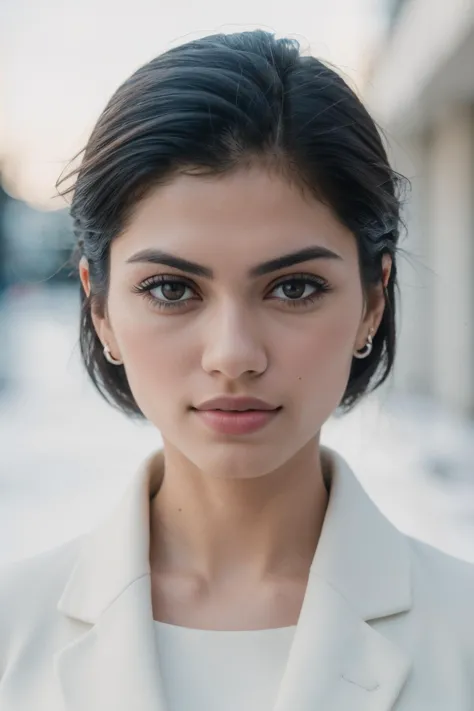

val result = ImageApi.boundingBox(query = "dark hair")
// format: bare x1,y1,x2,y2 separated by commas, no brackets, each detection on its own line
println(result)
57,29,408,420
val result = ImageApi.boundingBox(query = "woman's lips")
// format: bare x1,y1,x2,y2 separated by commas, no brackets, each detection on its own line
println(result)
192,407,282,435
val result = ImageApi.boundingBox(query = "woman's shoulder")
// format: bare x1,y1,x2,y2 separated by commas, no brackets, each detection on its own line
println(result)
407,535,474,590
0,537,84,659
0,535,84,590
406,535,474,638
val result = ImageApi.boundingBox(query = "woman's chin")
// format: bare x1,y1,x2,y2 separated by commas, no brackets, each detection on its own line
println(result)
184,443,290,481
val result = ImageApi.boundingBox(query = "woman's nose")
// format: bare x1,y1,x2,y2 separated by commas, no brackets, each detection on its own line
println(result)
200,305,268,379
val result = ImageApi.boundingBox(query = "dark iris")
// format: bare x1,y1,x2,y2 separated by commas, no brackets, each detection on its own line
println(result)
162,282,186,300
282,281,306,299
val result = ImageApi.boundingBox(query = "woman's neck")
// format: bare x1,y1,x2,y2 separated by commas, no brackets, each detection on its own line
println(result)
149,439,330,586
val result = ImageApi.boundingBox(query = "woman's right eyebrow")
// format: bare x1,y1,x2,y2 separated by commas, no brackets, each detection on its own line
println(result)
125,245,342,279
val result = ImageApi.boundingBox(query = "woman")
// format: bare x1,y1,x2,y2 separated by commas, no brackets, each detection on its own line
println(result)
0,29,473,711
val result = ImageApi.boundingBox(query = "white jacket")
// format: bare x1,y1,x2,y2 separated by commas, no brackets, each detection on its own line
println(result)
0,445,473,711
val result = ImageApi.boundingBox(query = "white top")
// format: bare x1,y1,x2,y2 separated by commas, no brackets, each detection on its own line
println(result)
154,620,297,711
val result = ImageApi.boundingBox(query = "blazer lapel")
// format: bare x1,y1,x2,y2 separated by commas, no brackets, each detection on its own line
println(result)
273,447,412,711
54,449,168,711
54,575,167,711
273,575,410,711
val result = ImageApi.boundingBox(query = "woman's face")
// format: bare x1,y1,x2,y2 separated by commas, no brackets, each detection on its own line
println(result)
80,165,389,478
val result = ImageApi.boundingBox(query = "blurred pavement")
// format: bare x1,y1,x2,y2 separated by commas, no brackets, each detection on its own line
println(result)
1,284,474,566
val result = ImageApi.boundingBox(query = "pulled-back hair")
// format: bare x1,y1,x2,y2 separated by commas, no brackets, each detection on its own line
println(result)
57,29,408,420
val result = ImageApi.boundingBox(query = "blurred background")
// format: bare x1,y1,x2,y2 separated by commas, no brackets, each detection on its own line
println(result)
1,0,474,566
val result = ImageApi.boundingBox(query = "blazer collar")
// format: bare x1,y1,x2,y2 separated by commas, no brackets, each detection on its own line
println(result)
55,445,412,711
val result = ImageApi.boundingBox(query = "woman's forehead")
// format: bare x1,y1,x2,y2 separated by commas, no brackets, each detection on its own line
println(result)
114,171,358,267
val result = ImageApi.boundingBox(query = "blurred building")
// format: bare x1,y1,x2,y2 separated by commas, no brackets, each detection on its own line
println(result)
3,199,75,286
0,176,8,294
0,174,75,391
364,0,474,418
0,172,11,392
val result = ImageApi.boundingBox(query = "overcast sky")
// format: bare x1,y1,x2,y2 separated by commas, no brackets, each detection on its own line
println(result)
0,0,385,208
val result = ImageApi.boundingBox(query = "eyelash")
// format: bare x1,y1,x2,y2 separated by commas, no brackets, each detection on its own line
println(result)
132,273,332,311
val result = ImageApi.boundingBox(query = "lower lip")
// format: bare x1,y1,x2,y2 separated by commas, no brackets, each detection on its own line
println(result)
193,408,281,435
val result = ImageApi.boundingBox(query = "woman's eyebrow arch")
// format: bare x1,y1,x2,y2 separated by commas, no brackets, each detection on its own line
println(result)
125,245,342,278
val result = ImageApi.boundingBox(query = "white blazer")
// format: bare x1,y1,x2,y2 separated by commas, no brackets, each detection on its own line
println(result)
1,445,473,711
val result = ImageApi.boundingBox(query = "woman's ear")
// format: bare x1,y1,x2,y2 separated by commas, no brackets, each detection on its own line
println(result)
381,253,392,289
355,253,392,348
79,256,91,298
369,253,392,333
78,256,121,359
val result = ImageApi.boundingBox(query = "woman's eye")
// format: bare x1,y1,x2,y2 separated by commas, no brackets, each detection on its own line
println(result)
272,280,315,300
150,281,193,303
269,277,330,306
132,277,197,310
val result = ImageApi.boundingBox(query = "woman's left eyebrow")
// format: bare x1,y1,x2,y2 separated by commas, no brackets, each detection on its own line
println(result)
125,245,342,279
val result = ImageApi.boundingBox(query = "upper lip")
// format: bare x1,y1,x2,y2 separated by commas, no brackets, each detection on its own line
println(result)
194,396,280,411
